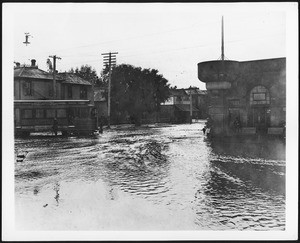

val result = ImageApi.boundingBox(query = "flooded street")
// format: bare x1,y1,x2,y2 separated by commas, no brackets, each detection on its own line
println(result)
14,122,286,230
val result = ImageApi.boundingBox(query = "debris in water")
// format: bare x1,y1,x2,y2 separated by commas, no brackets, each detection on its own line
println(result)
16,151,28,162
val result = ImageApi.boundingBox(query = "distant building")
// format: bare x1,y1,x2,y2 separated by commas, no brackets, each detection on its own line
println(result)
188,88,208,119
159,88,208,123
198,57,286,136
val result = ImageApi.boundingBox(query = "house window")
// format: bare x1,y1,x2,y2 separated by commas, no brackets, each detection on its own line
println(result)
23,81,33,96
67,85,72,99
250,86,270,106
14,81,17,98
46,109,56,118
80,108,89,118
80,86,88,99
57,109,66,118
35,109,44,118
183,96,190,101
228,99,240,107
22,109,33,119
49,83,53,97
253,93,266,101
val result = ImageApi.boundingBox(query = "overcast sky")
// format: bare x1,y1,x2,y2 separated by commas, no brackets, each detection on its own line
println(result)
5,3,292,89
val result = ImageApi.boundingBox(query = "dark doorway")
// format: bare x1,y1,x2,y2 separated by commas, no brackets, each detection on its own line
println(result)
250,107,270,134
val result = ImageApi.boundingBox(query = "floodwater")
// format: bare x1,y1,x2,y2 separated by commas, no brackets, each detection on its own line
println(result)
14,122,286,230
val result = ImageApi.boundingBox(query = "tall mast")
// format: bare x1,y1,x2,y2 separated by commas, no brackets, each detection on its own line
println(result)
221,16,224,61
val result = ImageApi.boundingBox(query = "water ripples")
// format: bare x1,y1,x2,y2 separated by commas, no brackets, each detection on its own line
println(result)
14,123,285,230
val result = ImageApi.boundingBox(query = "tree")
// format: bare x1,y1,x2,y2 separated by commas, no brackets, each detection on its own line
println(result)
69,65,103,86
106,64,171,126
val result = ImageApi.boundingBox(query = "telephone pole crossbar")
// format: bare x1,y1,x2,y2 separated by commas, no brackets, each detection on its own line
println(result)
101,52,118,129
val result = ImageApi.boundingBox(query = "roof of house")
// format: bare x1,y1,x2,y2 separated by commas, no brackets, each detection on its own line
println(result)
170,89,188,96
184,89,207,95
60,73,92,86
193,89,207,95
14,66,63,80
14,65,92,86
170,88,207,96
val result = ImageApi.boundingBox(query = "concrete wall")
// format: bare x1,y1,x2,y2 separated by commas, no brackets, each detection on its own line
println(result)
199,58,286,135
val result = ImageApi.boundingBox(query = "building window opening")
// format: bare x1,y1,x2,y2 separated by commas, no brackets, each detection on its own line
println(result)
35,109,44,118
68,85,73,99
23,81,33,96
250,85,270,106
49,83,53,97
22,109,33,119
46,109,56,118
80,86,88,99
228,99,240,107
57,109,67,118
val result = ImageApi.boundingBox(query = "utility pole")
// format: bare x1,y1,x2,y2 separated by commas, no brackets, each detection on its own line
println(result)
190,91,193,124
221,16,226,134
188,88,193,124
91,77,95,105
221,16,224,62
49,55,61,99
101,52,118,129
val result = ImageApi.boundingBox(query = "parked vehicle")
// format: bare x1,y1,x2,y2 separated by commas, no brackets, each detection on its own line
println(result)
14,100,98,136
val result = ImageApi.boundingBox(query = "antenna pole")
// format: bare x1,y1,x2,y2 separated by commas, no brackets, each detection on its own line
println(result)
221,16,224,61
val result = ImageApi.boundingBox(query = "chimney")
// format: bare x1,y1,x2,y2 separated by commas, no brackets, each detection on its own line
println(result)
31,59,36,67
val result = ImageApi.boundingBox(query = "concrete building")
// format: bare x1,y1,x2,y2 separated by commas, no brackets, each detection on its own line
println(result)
198,57,286,136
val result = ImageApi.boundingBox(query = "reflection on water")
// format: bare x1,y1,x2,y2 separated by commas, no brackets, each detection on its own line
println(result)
208,136,285,160
14,122,285,230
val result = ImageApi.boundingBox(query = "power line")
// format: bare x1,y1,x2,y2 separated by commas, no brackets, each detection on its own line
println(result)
49,20,221,54
50,14,276,54
26,19,222,57
60,30,285,62
19,30,284,69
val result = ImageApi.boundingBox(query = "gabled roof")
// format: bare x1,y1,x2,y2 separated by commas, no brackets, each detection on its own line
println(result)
14,66,63,80
170,89,188,96
175,104,199,112
14,65,92,86
188,89,207,95
170,88,207,96
60,73,92,86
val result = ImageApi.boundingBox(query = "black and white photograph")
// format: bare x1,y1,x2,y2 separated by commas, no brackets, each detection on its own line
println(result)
2,2,298,241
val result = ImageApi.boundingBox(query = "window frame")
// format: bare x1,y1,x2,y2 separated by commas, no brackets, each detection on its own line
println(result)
80,86,88,99
23,80,33,96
